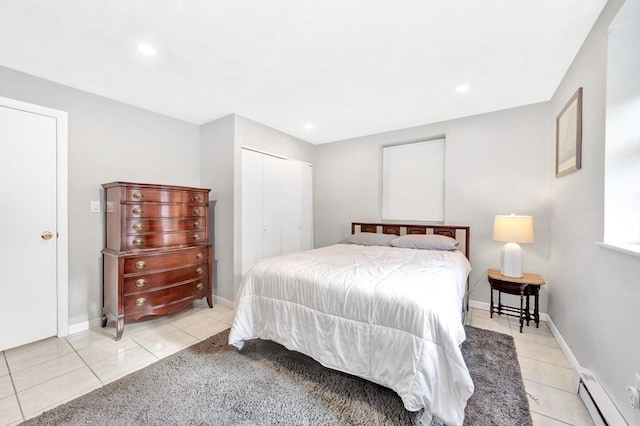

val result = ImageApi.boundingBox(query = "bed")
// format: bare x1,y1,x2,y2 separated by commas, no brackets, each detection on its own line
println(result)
229,222,473,425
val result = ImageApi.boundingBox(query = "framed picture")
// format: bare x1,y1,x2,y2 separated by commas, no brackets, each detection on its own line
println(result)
556,87,583,177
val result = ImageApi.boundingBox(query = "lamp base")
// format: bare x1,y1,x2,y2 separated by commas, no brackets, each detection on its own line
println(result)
501,242,523,278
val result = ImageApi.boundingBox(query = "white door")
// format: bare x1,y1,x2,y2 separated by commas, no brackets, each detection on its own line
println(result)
262,154,283,258
241,149,313,275
0,105,59,350
241,149,265,275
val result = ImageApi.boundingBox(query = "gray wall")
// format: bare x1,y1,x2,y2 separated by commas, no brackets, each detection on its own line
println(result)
548,0,640,423
314,103,551,312
200,114,235,301
0,66,201,326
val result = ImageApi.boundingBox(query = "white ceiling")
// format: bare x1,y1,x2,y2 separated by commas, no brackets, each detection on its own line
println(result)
0,0,606,144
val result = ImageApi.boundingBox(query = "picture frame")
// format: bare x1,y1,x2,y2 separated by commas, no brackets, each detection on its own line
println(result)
555,87,583,177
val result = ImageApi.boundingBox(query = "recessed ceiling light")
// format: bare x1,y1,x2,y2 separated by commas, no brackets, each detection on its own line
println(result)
456,84,469,93
137,43,156,57
304,123,313,130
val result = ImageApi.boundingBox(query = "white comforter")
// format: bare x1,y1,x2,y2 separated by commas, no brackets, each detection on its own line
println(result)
229,244,474,425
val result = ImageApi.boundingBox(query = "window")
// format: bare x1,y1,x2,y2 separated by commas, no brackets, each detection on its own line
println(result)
602,0,640,256
382,138,445,222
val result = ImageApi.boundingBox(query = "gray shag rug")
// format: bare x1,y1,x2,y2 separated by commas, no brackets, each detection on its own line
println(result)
22,326,531,425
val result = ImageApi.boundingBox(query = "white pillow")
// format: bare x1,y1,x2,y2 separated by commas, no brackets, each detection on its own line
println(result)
340,232,397,247
390,234,459,251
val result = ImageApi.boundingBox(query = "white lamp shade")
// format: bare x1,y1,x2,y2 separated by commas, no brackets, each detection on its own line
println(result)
493,214,534,243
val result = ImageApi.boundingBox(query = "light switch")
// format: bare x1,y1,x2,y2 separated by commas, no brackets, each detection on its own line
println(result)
90,201,100,213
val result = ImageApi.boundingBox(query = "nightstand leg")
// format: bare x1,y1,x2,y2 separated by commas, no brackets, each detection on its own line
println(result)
490,287,494,318
534,293,540,328
525,295,531,327
519,294,524,333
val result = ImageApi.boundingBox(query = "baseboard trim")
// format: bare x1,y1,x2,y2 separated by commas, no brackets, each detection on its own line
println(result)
67,317,102,335
214,295,235,309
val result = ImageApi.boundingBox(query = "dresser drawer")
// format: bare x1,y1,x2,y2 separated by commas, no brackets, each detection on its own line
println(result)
123,265,208,295
124,278,208,314
126,204,207,219
126,218,205,234
123,247,209,274
125,231,208,250
125,187,208,204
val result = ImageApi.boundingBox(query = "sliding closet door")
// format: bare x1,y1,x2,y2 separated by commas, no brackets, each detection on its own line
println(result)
281,161,313,254
262,154,283,258
241,148,312,276
241,149,264,275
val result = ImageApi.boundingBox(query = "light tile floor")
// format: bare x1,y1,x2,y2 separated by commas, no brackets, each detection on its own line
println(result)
1,305,592,425
467,308,594,426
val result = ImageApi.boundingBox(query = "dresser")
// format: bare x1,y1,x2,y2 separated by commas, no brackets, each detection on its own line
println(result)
101,182,213,340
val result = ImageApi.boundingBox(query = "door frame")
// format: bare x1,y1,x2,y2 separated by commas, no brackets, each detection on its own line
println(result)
1,96,69,337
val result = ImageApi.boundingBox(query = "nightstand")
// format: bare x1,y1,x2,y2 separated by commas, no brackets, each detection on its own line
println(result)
487,269,545,333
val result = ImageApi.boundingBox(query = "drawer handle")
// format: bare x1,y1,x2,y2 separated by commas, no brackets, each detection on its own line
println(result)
133,238,143,246
133,222,143,231
193,194,202,202
196,282,204,290
135,297,146,306
196,252,204,259
135,261,146,269
193,233,201,241
132,191,143,200
132,207,143,215
196,267,204,275
193,208,201,215
135,279,146,288
193,220,201,228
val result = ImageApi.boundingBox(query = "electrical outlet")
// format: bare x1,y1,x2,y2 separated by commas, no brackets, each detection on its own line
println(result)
90,200,100,213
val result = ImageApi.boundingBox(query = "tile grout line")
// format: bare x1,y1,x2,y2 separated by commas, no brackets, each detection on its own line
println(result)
65,335,106,387
516,353,574,370
2,351,25,424
530,411,575,425
523,376,578,395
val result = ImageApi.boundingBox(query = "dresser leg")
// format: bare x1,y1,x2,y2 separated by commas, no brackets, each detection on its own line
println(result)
206,295,213,309
115,318,124,341
101,312,108,328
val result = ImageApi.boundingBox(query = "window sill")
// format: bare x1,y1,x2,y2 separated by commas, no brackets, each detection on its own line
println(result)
596,242,640,258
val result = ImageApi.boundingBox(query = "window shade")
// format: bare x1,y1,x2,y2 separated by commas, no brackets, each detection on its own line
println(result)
382,139,445,222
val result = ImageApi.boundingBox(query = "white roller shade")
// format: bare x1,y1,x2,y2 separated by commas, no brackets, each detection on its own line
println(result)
382,139,445,222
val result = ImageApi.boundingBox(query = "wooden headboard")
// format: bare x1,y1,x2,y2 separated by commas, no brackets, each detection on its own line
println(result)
351,222,470,261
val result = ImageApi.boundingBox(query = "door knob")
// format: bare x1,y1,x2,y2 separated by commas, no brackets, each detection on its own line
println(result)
41,231,53,240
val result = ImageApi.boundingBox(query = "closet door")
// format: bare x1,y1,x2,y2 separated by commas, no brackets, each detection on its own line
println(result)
262,154,283,258
241,148,313,275
281,161,313,254
241,149,264,275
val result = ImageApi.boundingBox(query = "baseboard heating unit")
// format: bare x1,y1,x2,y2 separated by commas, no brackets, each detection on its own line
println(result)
576,367,627,425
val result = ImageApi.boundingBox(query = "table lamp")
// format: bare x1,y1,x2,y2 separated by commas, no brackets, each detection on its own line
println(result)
492,214,534,278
